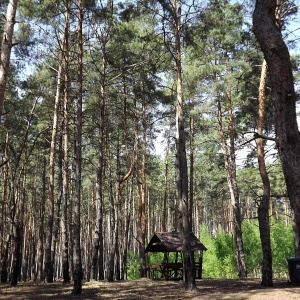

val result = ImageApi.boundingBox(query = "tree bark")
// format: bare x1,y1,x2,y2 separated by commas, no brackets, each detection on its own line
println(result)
162,125,171,232
134,87,147,278
172,0,195,289
44,46,63,285
189,98,195,232
0,135,9,283
36,157,47,282
61,0,70,284
91,18,109,282
9,102,35,285
72,0,83,294
256,59,273,287
217,95,247,279
121,181,131,280
253,0,300,256
0,0,18,120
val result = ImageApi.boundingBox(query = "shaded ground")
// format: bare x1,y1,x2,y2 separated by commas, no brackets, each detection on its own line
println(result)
1,278,300,299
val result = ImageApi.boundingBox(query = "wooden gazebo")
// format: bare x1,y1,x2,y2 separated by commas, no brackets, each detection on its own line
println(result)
145,232,207,280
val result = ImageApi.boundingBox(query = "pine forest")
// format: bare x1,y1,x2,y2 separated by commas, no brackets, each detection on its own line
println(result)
0,0,300,294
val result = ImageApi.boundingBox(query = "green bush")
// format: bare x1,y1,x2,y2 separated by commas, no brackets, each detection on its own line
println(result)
242,220,262,276
200,219,294,279
200,226,236,278
126,252,140,280
270,220,294,278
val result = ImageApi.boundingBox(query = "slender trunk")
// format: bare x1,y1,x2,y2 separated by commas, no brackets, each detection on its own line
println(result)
107,75,134,281
61,1,70,284
0,134,9,282
72,0,83,294
228,90,247,279
50,134,63,280
253,0,300,257
0,0,18,119
10,102,35,285
109,166,133,281
11,176,25,285
134,89,147,278
36,157,47,282
10,222,21,286
88,0,113,278
189,99,195,232
171,0,195,289
121,182,131,280
256,59,273,287
140,90,147,278
1,235,10,283
217,96,247,278
28,161,38,281
45,44,64,285
92,35,107,282
162,125,171,232
51,135,63,280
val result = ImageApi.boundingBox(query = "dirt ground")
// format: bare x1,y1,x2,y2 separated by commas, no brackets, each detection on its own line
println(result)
1,278,300,300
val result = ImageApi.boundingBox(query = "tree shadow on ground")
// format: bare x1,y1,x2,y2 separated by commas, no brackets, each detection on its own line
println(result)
0,278,299,300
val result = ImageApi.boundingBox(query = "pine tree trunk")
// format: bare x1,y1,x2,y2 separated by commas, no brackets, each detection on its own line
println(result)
253,0,300,257
217,96,247,279
121,182,131,280
52,136,63,280
256,59,273,287
0,0,18,119
0,140,9,283
45,40,64,285
11,223,21,286
36,158,46,282
189,98,195,232
29,160,38,281
108,193,118,281
172,0,195,289
162,125,171,232
134,91,147,278
72,0,83,294
61,0,70,284
107,75,134,281
10,107,33,285
91,36,106,282
1,235,9,283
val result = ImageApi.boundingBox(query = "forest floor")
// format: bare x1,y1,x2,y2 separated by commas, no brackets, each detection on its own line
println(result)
1,278,300,300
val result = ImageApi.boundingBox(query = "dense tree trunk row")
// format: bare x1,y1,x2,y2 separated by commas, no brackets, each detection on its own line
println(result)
0,0,299,293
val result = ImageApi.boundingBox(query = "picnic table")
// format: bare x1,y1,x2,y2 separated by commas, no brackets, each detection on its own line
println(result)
149,262,203,280
149,263,183,280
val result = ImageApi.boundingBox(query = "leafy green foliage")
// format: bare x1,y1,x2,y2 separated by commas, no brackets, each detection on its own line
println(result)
148,252,165,264
211,229,238,278
200,220,293,279
126,252,141,280
270,220,294,277
242,221,262,275
200,226,229,278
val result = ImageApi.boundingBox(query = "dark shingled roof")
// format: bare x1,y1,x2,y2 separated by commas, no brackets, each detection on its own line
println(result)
145,232,207,252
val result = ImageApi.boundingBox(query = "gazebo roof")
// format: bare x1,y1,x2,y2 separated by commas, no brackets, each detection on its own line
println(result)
145,232,207,253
